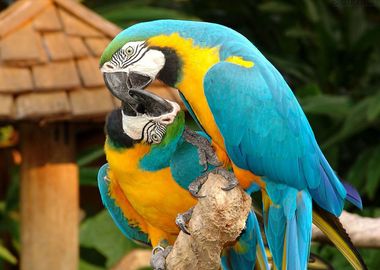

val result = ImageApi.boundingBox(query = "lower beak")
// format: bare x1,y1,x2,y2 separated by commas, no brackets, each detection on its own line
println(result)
104,72,174,117
127,89,174,117
103,72,153,103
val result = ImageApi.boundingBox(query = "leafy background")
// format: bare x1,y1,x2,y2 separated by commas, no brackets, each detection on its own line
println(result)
1,0,380,269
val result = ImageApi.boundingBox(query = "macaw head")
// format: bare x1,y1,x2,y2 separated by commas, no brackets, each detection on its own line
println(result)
100,20,227,104
105,89,182,149
100,20,182,104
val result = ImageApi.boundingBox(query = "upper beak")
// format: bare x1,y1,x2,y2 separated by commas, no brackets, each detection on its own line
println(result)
103,71,152,103
123,89,174,117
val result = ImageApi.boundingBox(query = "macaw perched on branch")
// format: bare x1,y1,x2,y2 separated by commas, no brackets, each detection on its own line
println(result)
98,91,269,270
100,20,366,270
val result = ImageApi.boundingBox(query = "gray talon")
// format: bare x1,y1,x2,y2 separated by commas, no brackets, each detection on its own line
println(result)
175,207,194,235
198,149,209,172
184,127,238,195
215,168,239,191
188,175,208,198
150,245,172,270
183,127,222,169
221,180,239,191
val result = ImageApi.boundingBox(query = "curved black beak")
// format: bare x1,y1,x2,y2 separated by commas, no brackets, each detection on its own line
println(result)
122,89,174,117
103,72,152,103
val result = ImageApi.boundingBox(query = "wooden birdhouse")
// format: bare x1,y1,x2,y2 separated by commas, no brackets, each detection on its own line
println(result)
0,0,181,269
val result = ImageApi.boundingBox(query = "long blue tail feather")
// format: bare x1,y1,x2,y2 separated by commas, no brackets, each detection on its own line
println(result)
263,187,312,270
342,182,363,209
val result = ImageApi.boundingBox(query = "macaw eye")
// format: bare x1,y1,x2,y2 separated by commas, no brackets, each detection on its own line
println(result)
151,133,160,142
125,46,134,55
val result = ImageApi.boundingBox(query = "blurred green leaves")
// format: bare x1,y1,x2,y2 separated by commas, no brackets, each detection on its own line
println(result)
89,1,198,28
77,146,104,167
300,94,351,119
80,210,140,269
0,243,16,265
77,145,105,186
348,145,380,200
0,167,19,268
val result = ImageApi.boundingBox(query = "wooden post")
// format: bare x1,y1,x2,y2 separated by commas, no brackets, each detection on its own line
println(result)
20,123,78,270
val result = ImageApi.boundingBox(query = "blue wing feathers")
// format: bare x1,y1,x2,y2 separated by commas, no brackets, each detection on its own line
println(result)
342,182,363,209
204,60,347,216
170,134,214,189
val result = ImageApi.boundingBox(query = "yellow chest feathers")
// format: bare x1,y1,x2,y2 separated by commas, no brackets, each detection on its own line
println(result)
104,141,196,233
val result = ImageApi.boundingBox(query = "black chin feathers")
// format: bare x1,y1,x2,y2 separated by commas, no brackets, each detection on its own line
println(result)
152,47,181,87
105,109,137,148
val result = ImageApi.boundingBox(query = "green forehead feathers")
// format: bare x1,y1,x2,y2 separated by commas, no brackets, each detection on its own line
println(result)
99,36,146,67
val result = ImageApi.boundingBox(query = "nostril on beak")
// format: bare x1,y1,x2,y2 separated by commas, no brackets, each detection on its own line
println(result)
126,77,133,89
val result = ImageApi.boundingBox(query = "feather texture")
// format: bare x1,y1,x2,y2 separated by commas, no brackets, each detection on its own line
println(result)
204,61,346,217
262,186,312,270
97,164,150,246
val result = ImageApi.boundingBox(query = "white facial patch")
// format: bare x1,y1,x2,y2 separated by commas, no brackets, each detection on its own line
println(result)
128,50,165,79
101,41,165,82
121,100,180,144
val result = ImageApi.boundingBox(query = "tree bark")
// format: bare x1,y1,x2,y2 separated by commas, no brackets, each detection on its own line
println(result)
166,172,252,270
20,123,79,270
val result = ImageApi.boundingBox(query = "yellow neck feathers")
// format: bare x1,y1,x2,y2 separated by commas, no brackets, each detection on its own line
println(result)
148,33,228,160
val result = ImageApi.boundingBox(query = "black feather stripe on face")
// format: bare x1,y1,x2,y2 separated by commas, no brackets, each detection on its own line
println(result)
110,42,148,69
105,109,138,149
151,47,181,87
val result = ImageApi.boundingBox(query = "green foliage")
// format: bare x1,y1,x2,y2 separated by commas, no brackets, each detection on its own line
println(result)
0,167,20,268
80,210,140,269
0,243,16,265
77,146,104,167
87,0,198,28
79,259,104,270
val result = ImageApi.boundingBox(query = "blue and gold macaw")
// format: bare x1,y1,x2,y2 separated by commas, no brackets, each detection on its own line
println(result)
98,91,269,270
100,20,366,270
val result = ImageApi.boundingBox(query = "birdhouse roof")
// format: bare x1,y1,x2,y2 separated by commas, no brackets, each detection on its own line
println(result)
0,0,122,121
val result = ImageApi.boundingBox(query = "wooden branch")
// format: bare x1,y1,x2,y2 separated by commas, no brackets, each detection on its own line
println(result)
166,172,252,270
312,211,380,248
112,249,151,270
113,205,380,270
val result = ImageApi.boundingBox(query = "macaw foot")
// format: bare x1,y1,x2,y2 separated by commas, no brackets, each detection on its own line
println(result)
188,173,209,198
175,207,194,235
183,127,222,171
150,245,172,270
188,167,239,198
215,167,239,191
